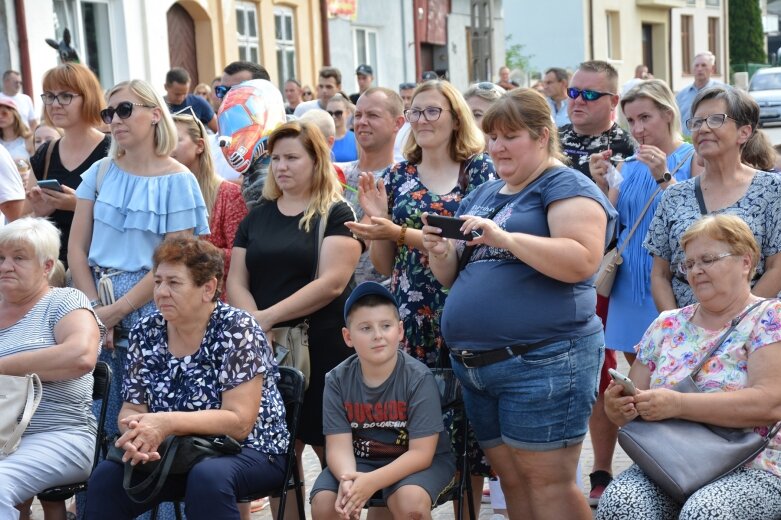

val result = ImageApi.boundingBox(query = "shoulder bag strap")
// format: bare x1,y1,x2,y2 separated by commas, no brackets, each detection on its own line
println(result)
42,138,60,180
95,157,112,197
614,150,695,259
694,175,708,215
1,374,42,455
312,202,333,279
123,437,180,504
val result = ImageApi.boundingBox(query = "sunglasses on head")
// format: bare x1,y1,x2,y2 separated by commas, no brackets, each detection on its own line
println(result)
399,82,416,90
567,87,614,101
327,110,344,118
171,106,205,137
100,101,155,125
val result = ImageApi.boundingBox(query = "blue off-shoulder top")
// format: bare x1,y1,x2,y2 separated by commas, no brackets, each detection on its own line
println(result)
76,159,210,272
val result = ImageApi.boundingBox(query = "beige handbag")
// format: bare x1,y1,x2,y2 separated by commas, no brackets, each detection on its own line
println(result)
0,373,42,456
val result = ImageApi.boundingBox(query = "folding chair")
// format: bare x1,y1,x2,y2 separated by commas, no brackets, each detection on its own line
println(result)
37,361,113,502
153,366,307,520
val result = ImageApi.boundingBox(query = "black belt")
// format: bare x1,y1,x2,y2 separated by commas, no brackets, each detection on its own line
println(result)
451,341,553,369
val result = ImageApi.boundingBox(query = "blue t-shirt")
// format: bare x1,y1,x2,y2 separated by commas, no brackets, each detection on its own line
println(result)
441,167,617,349
167,94,215,128
332,130,358,162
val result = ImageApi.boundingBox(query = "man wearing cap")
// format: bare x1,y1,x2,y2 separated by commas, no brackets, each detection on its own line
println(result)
349,65,373,104
1,71,36,132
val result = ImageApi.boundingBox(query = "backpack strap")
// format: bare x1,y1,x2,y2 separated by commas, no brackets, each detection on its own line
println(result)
95,158,112,197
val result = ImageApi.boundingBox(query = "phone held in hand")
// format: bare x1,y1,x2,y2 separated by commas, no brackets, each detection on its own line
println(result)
37,179,64,192
608,368,637,396
426,214,482,241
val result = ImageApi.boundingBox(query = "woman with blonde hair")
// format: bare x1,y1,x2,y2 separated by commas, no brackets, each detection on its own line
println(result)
327,94,358,162
0,98,32,160
28,62,109,266
68,79,209,457
462,81,506,130
172,112,247,300
228,121,361,508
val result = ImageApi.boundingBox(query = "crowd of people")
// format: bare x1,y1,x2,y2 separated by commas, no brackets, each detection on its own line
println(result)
1,49,781,520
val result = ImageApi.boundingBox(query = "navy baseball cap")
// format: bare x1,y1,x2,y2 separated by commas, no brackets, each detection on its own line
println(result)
356,64,373,76
344,282,398,322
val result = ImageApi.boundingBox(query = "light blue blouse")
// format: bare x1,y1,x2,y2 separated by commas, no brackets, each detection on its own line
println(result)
76,160,210,272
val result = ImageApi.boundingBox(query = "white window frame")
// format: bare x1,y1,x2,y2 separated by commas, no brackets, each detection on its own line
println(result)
52,0,116,87
236,2,260,65
353,27,379,85
606,11,621,61
274,6,296,89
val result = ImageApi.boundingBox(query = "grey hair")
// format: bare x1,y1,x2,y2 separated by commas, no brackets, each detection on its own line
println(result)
694,51,716,66
0,217,60,265
463,83,506,103
691,86,759,133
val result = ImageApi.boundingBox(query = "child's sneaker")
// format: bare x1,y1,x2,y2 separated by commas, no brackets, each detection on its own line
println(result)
588,470,612,507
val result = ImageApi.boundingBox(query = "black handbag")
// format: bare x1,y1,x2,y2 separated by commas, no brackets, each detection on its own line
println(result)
107,434,242,504
618,300,781,503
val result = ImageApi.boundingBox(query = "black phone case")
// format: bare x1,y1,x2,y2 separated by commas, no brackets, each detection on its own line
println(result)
427,215,479,240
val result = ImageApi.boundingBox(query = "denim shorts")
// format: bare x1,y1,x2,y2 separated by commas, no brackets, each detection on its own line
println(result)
451,331,604,452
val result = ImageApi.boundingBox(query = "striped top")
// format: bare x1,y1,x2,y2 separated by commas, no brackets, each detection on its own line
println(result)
0,288,102,436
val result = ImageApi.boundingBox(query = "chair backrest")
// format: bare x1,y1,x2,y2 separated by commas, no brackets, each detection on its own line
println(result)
276,366,305,442
91,361,112,468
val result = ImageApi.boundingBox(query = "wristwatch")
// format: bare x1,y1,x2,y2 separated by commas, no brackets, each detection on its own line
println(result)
655,171,672,184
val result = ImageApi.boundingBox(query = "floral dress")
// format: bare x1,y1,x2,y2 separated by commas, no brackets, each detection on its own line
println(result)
384,153,495,366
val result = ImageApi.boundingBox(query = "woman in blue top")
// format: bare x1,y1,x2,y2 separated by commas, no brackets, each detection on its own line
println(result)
589,79,700,363
68,79,209,451
328,94,358,162
421,88,616,520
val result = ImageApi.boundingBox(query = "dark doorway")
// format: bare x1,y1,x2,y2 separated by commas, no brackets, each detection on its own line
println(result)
642,23,654,74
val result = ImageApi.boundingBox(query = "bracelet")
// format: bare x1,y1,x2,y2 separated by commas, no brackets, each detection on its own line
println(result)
123,295,138,312
89,299,102,309
396,224,407,247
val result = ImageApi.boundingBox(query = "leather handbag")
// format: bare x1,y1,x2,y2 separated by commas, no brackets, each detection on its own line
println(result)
618,300,781,503
0,373,43,456
595,150,694,297
107,434,242,504
270,204,332,390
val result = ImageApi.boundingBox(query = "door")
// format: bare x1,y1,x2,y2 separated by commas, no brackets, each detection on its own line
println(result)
167,3,199,85
642,23,653,74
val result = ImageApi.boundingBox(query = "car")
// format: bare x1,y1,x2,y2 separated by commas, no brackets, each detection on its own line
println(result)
749,67,781,126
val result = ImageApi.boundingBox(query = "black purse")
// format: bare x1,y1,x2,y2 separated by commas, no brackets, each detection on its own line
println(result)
107,434,242,504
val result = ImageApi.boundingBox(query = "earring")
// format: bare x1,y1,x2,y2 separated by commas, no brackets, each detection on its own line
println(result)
151,120,158,126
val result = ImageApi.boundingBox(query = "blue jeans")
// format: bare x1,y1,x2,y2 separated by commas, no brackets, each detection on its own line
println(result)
451,331,604,451
83,448,286,520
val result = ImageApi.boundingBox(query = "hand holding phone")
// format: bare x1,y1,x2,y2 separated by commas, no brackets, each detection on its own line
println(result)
426,214,482,241
608,368,637,396
37,179,64,192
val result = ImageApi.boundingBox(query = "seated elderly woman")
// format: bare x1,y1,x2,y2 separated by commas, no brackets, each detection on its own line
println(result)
0,217,102,520
598,214,781,519
84,237,289,520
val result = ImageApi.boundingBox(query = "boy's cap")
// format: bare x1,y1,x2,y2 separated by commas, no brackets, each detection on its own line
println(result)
344,282,398,322
355,64,373,76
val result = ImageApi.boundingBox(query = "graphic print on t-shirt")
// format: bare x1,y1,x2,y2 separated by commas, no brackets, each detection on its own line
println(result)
345,399,409,458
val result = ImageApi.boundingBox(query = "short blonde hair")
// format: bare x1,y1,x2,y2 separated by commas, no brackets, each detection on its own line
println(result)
621,79,682,141
680,215,760,281
403,80,485,164
0,217,60,265
106,79,177,159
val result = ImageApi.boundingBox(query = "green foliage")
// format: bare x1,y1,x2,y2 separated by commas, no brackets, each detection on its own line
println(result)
505,34,534,73
729,0,766,65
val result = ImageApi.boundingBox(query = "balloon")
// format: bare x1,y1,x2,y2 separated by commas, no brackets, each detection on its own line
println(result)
217,79,286,174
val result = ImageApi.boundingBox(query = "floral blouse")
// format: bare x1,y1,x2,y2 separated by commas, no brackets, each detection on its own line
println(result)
636,300,781,476
124,302,289,454
384,153,494,366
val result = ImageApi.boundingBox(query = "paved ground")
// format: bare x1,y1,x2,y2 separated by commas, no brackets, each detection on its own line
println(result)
33,358,633,519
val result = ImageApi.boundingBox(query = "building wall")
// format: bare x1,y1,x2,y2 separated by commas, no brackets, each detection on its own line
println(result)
670,0,728,91
448,0,505,90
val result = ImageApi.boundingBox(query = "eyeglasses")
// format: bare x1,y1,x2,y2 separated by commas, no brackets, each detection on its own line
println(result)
327,110,344,118
399,82,416,90
677,253,737,275
41,92,80,106
566,87,615,102
685,113,738,132
404,106,449,123
100,101,155,125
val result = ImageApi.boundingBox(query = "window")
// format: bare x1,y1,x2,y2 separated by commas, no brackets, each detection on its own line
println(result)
236,2,259,64
681,15,693,74
705,0,720,6
52,0,114,86
686,0,696,4
606,11,621,60
708,17,720,72
275,7,296,89
354,28,379,83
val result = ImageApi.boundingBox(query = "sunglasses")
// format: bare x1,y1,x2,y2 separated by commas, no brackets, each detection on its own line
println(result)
100,101,155,125
567,87,615,101
303,90,313,97
171,106,206,137
327,110,344,118
214,85,234,99
399,82,416,90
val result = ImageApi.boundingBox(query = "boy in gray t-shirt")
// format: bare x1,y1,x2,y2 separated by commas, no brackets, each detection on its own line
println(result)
310,282,455,519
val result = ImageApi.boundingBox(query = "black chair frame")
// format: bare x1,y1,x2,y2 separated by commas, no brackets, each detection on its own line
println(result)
37,360,113,502
153,366,306,520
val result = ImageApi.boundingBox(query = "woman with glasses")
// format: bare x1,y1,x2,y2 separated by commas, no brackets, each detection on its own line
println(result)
172,112,247,301
27,63,110,266
645,86,781,310
301,87,314,102
348,79,494,518
599,215,781,519
68,80,209,482
588,80,699,365
327,94,358,162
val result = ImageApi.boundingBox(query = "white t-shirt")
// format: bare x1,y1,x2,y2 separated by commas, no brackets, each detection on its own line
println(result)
1,136,30,161
293,99,322,118
209,133,241,181
393,121,411,164
0,92,37,127
0,145,25,225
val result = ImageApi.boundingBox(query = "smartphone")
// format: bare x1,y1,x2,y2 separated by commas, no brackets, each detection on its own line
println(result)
37,179,63,192
607,368,637,396
426,214,482,240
